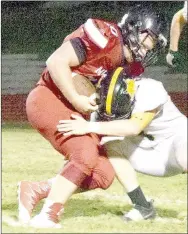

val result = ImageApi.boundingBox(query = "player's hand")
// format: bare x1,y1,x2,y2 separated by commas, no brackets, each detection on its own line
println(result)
72,94,98,114
166,50,181,68
57,114,90,136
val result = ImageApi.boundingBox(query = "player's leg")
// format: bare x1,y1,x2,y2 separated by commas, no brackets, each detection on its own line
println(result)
105,139,156,221
27,146,114,228
28,152,114,228
17,179,54,224
80,150,115,190
24,85,95,226
18,155,114,226
173,126,187,173
18,151,115,223
23,85,114,227
128,135,186,177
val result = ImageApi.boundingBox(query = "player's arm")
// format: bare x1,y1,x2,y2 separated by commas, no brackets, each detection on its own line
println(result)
87,109,157,136
169,8,187,51
46,40,80,102
46,39,97,113
166,4,187,67
57,109,158,137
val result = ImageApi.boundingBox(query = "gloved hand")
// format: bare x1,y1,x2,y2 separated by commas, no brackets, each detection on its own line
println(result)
166,50,181,68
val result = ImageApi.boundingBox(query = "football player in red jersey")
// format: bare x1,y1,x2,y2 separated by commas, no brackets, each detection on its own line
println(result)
19,6,168,228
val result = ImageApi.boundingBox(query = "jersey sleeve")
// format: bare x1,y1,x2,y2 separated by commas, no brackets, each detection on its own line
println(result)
182,1,187,21
83,18,109,49
70,37,87,64
132,79,168,113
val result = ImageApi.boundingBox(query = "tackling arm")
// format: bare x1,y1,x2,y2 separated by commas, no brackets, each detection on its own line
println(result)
57,109,158,137
88,109,157,136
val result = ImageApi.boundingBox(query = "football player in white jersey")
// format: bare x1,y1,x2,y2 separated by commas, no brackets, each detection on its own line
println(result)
57,67,187,221
166,1,188,67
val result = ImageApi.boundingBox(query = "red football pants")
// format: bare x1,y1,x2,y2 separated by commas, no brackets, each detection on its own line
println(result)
26,85,115,190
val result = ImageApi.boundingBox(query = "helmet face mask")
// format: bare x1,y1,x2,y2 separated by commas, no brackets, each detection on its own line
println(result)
118,6,168,67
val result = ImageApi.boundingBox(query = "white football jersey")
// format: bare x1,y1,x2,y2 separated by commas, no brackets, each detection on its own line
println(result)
131,78,187,148
183,1,187,21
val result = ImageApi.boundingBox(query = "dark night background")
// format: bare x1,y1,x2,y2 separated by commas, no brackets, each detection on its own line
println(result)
1,1,187,68
1,2,187,123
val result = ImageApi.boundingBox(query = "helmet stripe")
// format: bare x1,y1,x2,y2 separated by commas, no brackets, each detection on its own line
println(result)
126,79,136,99
106,67,124,115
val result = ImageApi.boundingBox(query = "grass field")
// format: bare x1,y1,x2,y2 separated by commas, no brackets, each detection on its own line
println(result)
2,123,187,233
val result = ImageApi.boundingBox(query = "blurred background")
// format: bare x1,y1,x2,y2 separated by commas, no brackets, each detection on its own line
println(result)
1,1,188,122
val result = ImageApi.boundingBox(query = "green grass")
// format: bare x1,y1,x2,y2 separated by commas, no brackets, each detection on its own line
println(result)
2,123,187,233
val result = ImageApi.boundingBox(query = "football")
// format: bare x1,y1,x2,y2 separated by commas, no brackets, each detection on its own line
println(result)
72,74,96,97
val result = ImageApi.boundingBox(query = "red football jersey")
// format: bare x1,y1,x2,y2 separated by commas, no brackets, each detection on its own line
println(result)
38,18,125,87
38,18,144,90
64,18,125,81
